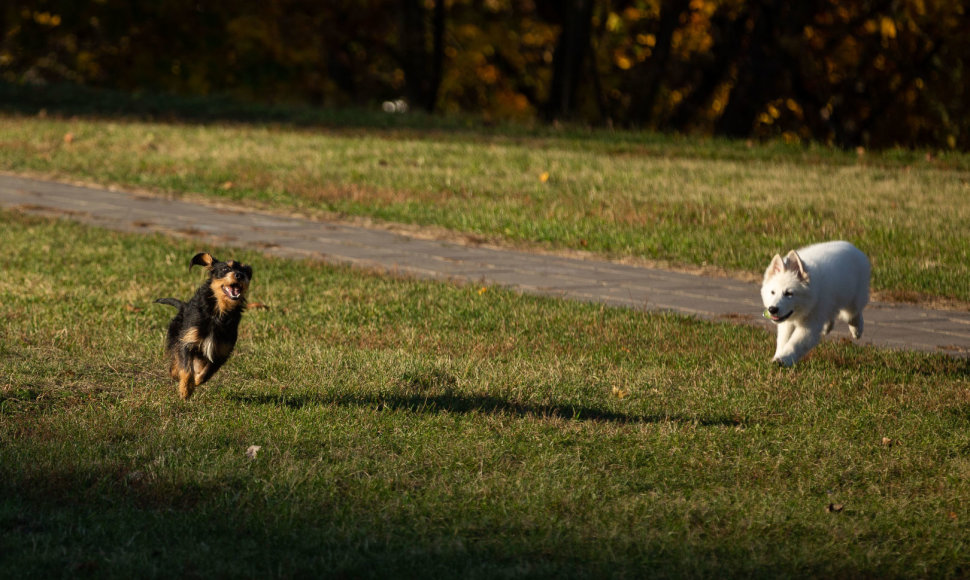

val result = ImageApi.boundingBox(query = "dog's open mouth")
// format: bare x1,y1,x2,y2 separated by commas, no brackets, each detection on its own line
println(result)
770,310,793,323
223,284,243,300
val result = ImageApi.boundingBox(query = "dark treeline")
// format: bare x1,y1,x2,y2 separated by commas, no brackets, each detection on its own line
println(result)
1,0,967,150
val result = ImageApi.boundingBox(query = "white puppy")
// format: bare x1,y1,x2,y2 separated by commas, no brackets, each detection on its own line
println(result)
761,241,870,366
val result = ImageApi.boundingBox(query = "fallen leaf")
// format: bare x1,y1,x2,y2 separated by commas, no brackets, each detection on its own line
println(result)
948,511,958,521
827,503,844,513
539,171,550,183
246,445,262,459
220,181,234,190
124,304,143,313
248,302,270,310
611,386,629,399
881,437,893,447
63,132,74,144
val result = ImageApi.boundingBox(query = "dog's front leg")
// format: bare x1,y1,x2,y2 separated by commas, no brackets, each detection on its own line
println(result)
193,358,212,388
773,322,796,360
177,367,197,400
774,323,822,367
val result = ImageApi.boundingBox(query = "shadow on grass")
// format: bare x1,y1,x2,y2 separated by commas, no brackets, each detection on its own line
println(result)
228,390,746,428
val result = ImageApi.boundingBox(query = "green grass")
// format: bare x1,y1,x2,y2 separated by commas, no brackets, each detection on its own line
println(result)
3,210,970,578
1,112,969,305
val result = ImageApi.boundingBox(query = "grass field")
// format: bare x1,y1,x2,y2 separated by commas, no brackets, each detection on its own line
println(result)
3,211,970,578
1,112,969,305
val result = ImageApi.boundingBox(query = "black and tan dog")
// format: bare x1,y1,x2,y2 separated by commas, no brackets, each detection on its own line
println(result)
156,252,253,400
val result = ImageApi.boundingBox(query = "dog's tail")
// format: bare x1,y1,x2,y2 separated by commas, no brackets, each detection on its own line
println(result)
154,298,184,310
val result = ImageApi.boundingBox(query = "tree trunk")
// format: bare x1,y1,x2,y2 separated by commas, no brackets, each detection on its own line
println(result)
714,1,777,138
543,0,594,121
400,0,446,113
633,0,691,125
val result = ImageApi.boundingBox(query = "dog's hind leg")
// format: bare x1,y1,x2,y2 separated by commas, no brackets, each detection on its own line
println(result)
847,312,864,339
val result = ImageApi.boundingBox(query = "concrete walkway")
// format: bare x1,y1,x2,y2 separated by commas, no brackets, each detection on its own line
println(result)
2,174,969,357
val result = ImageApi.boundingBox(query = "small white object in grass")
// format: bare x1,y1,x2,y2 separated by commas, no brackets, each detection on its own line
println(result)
382,99,409,114
246,445,262,459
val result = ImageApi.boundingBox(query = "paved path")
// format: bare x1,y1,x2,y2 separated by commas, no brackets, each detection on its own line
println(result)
2,174,969,357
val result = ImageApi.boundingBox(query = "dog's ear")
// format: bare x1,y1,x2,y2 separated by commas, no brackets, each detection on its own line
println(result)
241,264,253,280
190,252,215,270
765,254,786,279
785,250,809,282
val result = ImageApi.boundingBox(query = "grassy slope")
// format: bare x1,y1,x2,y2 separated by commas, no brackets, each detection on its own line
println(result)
2,211,970,578
1,114,969,304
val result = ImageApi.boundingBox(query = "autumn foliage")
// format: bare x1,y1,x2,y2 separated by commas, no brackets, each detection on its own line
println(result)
1,0,967,149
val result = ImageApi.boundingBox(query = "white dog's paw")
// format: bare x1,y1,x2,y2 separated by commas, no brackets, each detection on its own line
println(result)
848,316,863,339
773,355,797,367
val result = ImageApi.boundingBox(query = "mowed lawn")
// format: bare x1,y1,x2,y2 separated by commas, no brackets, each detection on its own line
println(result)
2,211,970,578
1,114,969,305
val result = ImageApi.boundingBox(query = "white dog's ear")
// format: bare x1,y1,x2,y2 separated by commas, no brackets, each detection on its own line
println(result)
785,250,809,282
765,254,786,279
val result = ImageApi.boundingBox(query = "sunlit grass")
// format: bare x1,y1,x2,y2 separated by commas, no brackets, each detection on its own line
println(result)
2,211,970,578
1,114,969,304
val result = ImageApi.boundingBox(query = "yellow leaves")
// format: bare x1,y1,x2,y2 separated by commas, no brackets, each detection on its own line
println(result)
880,17,897,39
614,52,634,70
864,16,898,39
611,386,629,399
26,11,61,27
636,34,656,48
477,64,499,84
539,171,550,183
758,104,781,126
606,12,623,33
689,0,717,18
622,7,645,21
757,100,803,126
